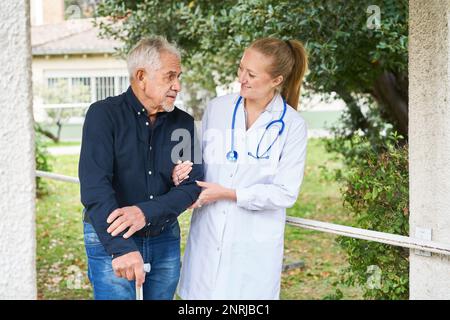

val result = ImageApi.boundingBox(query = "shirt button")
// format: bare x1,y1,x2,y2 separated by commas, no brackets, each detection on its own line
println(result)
142,108,145,112
148,171,152,175
229,173,233,177
145,122,149,126
147,222,151,226
137,112,141,115
149,195,154,199
166,219,170,223
149,146,152,151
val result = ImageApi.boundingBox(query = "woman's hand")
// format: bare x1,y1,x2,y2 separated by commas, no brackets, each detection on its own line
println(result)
172,160,193,186
189,180,236,209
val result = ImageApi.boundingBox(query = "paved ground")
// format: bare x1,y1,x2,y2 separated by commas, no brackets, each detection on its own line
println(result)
47,146,81,155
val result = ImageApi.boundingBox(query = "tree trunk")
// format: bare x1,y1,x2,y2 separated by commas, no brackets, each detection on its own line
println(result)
371,71,409,138
56,120,63,142
35,124,59,143
335,88,370,136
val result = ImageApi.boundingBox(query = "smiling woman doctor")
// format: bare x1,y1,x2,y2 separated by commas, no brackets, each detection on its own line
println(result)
176,37,308,300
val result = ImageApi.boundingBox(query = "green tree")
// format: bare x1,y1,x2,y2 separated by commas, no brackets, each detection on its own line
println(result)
333,133,409,299
95,0,408,136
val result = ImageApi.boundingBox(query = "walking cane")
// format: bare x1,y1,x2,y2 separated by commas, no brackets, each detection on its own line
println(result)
136,263,151,300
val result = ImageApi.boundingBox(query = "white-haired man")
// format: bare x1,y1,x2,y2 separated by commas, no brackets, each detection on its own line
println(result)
79,36,203,300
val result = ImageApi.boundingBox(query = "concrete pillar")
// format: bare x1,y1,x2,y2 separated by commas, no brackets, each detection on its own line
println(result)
409,0,450,299
0,1,36,299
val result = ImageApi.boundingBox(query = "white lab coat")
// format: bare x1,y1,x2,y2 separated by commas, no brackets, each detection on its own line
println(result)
178,93,307,300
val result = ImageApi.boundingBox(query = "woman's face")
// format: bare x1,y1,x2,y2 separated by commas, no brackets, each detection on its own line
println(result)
237,48,283,101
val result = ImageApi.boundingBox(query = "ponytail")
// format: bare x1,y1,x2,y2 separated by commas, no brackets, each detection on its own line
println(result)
250,38,308,110
282,40,308,110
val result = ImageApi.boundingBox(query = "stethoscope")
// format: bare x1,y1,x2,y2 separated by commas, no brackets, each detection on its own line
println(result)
226,95,287,162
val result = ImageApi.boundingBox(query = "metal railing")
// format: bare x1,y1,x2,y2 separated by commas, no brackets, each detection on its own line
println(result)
36,170,450,256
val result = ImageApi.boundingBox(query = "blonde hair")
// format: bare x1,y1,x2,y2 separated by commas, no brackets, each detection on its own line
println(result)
249,37,308,110
127,36,181,79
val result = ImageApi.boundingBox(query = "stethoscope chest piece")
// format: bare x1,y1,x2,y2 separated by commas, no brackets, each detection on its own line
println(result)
226,150,238,162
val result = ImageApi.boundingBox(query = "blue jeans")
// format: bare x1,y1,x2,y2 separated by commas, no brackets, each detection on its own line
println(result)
83,221,181,300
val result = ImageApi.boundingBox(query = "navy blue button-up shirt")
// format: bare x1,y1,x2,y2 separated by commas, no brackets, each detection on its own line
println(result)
79,86,203,257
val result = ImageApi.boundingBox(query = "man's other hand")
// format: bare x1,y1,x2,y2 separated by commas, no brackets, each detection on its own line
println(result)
107,206,146,239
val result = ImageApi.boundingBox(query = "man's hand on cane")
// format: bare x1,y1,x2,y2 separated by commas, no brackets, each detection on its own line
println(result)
107,206,147,287
112,251,146,288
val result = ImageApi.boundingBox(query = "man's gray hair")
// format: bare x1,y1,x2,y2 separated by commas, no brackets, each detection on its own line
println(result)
127,36,181,79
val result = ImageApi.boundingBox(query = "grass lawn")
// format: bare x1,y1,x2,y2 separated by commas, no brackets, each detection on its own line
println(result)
280,139,363,299
36,138,363,299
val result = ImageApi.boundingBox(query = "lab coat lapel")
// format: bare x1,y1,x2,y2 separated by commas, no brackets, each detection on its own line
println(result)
232,98,247,165
246,93,283,134
246,94,284,158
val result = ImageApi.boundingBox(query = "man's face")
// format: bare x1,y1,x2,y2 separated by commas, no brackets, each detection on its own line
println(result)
142,51,182,112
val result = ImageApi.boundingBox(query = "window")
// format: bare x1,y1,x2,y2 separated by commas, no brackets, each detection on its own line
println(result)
47,77,68,89
45,77,91,104
43,75,129,104
45,78,69,103
118,76,129,93
71,77,91,103
95,76,115,101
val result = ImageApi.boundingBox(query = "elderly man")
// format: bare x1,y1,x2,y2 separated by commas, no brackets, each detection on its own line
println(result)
79,36,203,300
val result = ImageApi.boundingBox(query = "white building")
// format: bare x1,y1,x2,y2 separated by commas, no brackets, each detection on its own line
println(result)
31,18,129,123
29,0,129,128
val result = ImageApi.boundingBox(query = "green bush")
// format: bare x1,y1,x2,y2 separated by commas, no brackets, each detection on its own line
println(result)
35,123,53,197
328,133,409,299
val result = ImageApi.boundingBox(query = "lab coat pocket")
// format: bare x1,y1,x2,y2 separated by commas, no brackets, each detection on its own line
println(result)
250,211,285,243
257,157,279,176
244,155,278,183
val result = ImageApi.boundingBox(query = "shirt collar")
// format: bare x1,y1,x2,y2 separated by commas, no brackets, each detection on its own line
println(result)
126,86,148,116
265,93,285,113
237,92,285,114
125,86,171,120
